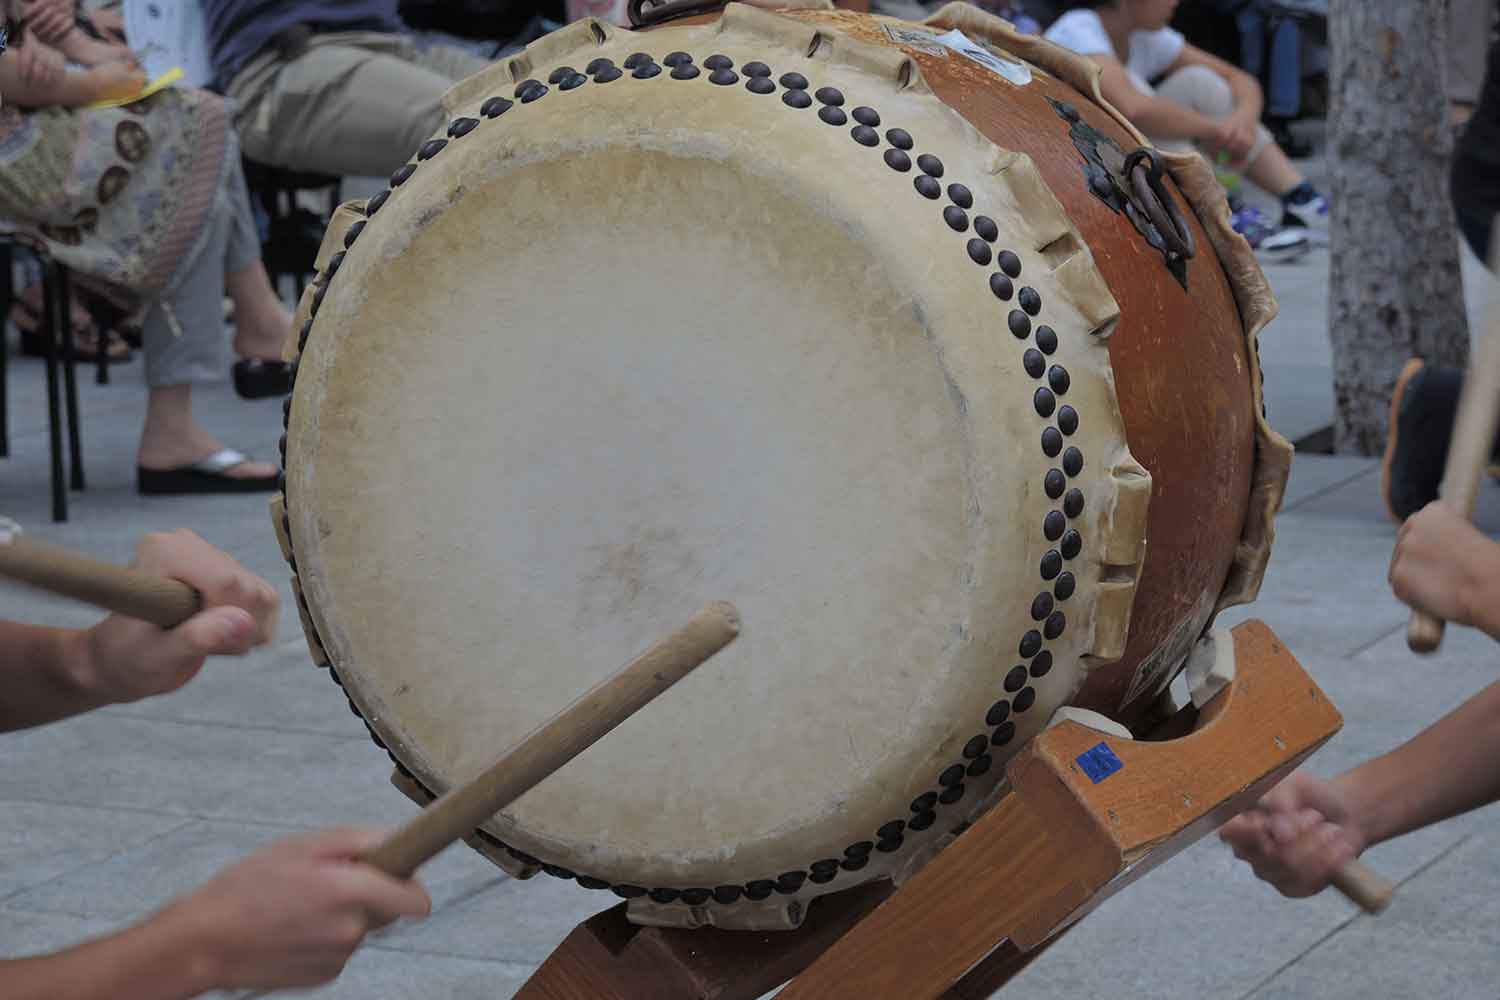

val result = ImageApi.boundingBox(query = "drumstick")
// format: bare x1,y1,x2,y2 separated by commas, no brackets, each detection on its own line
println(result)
0,519,202,627
363,600,740,877
230,601,740,999
1408,232,1500,653
1332,859,1396,914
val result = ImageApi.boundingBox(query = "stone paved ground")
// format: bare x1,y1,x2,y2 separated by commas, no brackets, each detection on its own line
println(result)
1,174,1497,997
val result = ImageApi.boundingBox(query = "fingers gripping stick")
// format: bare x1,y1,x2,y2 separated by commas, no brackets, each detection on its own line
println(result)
236,602,741,997
0,519,202,627
1408,232,1500,653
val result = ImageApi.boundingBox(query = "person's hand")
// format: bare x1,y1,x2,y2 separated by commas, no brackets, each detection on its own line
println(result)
18,0,74,43
88,8,127,42
162,828,431,991
11,41,65,91
1219,770,1367,898
84,58,146,100
79,529,279,704
1390,500,1500,635
1209,112,1258,163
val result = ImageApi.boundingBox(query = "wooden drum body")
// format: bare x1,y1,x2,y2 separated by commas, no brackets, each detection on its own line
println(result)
271,2,1291,932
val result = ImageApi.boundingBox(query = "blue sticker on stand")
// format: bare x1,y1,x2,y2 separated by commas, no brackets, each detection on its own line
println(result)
1076,742,1124,784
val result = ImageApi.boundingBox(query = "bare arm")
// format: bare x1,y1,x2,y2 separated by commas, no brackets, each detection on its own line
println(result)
1085,51,1223,143
0,530,278,732
1340,682,1500,846
1170,42,1264,123
3,829,431,998
0,43,145,108
2,913,213,1000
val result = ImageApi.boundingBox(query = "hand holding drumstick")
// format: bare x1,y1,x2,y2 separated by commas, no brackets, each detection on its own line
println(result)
0,525,738,997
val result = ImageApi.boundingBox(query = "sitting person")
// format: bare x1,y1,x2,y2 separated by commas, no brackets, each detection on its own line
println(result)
0,4,295,495
202,0,494,178
1044,0,1329,261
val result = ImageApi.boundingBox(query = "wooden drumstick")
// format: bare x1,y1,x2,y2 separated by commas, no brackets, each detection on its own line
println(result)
363,600,740,877
230,602,739,999
0,520,202,627
1408,232,1500,654
1332,859,1396,914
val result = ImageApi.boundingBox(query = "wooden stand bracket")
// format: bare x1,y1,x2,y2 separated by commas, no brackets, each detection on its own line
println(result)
516,620,1342,1000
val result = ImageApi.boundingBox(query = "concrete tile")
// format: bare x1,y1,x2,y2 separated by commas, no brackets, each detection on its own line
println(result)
265,946,532,1000
0,906,118,958
1280,455,1377,511
98,636,370,738
1217,511,1407,658
1006,834,1354,1000
0,713,405,829
1248,837,1500,1000
0,801,187,901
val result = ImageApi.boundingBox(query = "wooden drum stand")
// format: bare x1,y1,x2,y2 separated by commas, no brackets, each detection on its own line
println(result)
517,620,1344,999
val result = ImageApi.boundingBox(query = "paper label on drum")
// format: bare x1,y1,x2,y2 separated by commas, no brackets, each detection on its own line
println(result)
882,24,949,57
933,29,1034,86
1076,742,1124,784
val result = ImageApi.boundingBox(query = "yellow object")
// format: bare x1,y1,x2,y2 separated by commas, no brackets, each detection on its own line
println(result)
83,66,184,110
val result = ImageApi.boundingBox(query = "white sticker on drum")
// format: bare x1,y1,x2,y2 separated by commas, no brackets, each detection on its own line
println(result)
933,29,1034,86
882,23,949,56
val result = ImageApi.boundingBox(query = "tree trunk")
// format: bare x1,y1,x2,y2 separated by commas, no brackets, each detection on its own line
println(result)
1328,0,1469,455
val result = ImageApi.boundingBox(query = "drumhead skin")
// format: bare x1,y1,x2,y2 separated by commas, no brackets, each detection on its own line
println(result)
274,3,1290,929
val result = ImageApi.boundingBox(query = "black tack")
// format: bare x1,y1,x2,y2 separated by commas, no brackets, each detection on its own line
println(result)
885,127,914,149
967,239,992,266
1008,309,1031,338
1058,405,1079,435
990,273,1014,301
914,175,941,199
998,250,1022,277
1063,488,1085,518
818,105,848,126
779,71,809,90
710,68,738,86
948,183,973,208
852,106,880,126
851,124,879,146
1063,447,1084,477
1018,286,1042,316
747,76,776,95
884,148,912,171
783,89,813,109
814,86,844,106
943,206,969,232
744,61,772,77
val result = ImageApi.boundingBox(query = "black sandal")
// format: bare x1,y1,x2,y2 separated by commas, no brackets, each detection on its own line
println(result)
232,359,294,399
138,449,280,495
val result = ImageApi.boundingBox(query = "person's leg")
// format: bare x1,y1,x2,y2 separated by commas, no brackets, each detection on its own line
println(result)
406,37,493,83
1265,16,1303,121
1447,0,1496,126
217,155,292,362
136,170,278,485
235,41,471,177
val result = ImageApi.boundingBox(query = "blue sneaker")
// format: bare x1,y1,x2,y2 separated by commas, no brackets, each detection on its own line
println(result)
1282,193,1330,246
1231,204,1309,263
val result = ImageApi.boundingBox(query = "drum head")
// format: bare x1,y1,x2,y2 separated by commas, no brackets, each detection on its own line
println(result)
284,7,1184,915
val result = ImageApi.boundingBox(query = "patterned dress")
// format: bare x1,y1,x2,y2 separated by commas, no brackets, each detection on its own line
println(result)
0,21,233,313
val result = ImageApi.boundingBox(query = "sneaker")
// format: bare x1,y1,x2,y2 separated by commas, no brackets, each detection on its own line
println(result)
1232,205,1310,263
1282,193,1330,245
1381,358,1459,523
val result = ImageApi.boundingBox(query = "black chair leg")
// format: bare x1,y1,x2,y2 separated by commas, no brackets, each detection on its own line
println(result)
40,261,67,522
55,265,85,492
0,244,11,459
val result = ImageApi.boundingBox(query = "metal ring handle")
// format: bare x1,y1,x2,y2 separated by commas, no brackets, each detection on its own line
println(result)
1123,148,1196,261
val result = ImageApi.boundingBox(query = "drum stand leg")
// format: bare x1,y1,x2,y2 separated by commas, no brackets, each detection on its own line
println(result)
515,620,1342,1000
